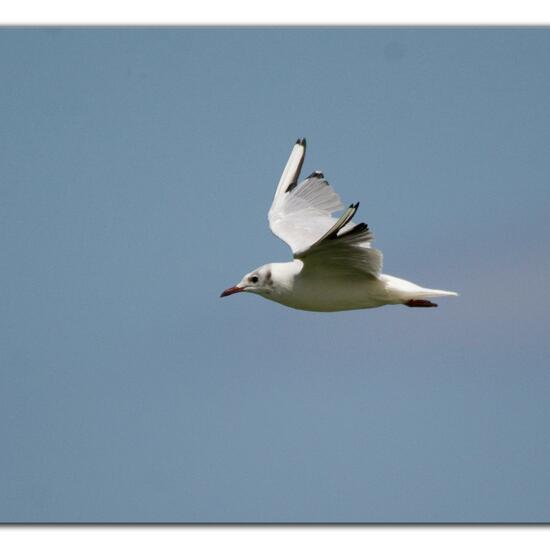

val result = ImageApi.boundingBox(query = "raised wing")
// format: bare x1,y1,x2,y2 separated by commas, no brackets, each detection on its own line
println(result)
269,139,345,254
268,139,383,278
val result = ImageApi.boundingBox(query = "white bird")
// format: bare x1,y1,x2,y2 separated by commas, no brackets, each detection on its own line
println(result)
221,139,458,312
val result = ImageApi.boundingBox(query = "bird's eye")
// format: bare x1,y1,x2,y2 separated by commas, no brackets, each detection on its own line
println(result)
250,276,259,284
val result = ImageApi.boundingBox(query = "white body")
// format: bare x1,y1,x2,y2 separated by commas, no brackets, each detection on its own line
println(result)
264,261,456,312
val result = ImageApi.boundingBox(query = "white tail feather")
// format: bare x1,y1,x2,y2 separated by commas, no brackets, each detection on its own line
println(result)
415,288,458,299
381,274,458,301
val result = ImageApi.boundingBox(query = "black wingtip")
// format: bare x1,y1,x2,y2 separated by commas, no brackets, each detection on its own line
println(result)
307,170,324,179
344,222,369,236
296,137,307,147
349,202,360,210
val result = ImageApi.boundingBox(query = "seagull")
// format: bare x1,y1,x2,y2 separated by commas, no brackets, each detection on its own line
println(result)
221,139,458,312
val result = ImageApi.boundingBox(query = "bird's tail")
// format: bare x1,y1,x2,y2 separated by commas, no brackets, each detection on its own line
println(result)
380,275,459,302
414,288,459,299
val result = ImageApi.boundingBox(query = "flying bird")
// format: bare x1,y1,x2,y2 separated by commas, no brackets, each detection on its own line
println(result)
221,139,457,312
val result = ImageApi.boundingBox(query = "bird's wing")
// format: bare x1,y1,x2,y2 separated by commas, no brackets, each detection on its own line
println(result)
268,139,383,277
269,139,345,254
296,202,383,278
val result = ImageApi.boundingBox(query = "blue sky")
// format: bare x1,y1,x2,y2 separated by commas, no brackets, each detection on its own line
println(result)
1,27,550,522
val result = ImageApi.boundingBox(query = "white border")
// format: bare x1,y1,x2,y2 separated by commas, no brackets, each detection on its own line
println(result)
1,3,549,547
1,526,550,549
1,0,550,24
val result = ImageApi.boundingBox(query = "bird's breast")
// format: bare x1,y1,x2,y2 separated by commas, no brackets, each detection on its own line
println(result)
271,273,390,312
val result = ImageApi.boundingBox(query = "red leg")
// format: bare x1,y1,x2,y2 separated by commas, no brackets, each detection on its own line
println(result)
406,299,438,308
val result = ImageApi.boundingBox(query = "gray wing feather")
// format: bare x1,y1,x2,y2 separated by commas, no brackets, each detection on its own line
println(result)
296,204,383,277
269,168,344,255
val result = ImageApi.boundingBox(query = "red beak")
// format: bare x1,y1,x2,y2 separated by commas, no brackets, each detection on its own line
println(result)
220,285,244,298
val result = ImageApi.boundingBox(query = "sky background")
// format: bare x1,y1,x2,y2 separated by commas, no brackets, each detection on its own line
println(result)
1,28,550,522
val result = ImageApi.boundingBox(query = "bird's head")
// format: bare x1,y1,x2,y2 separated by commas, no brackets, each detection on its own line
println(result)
220,264,274,298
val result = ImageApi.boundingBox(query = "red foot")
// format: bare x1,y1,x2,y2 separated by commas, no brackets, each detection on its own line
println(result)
406,299,438,308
